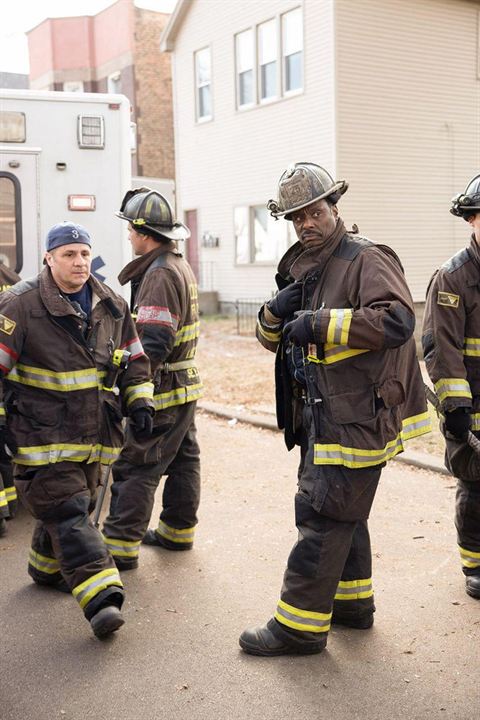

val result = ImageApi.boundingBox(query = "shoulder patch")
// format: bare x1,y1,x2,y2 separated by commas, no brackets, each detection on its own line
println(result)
437,291,460,308
442,248,470,274
0,314,16,335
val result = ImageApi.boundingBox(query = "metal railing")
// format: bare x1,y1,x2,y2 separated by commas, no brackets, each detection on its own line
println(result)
234,297,266,336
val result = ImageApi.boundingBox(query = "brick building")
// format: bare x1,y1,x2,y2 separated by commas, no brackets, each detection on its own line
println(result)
27,0,174,179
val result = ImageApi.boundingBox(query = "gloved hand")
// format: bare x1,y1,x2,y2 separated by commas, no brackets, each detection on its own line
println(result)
266,283,302,320
444,407,471,441
0,425,17,463
283,311,315,347
130,408,154,440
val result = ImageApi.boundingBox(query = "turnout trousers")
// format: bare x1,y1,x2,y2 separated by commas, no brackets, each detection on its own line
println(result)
102,400,201,567
446,434,480,577
274,406,381,646
15,461,124,620
0,459,17,520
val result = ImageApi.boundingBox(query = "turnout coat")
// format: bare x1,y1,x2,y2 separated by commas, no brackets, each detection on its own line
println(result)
0,268,153,467
257,220,430,468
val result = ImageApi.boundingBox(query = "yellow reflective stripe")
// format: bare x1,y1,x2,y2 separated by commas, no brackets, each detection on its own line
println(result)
29,549,61,574
0,490,7,508
314,435,404,468
5,486,17,502
335,578,373,601
326,310,338,344
156,520,195,543
103,536,141,558
8,363,106,392
0,406,5,417
321,344,369,365
275,599,331,633
257,320,281,343
326,309,353,345
463,337,480,357
153,383,203,411
471,413,480,432
174,321,200,347
14,443,121,467
434,378,472,403
401,411,432,440
459,545,480,569
124,381,154,407
72,568,123,609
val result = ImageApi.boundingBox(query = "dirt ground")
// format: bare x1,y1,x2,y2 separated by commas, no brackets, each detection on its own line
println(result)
196,316,445,457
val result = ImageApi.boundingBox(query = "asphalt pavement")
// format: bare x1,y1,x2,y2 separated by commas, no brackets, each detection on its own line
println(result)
1,412,478,720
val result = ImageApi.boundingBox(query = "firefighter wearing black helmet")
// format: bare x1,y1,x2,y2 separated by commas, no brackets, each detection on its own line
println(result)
239,162,430,656
102,188,202,568
422,173,480,599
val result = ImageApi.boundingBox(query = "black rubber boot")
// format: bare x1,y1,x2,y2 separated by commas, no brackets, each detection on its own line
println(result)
142,529,193,551
239,618,326,657
465,575,480,599
90,606,125,639
331,612,374,629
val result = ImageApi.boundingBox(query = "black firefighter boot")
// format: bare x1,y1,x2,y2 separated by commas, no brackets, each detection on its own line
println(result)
90,606,125,639
239,618,326,657
465,575,480,599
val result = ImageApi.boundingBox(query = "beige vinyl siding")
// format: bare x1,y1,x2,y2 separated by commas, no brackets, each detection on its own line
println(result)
335,0,480,302
172,0,336,302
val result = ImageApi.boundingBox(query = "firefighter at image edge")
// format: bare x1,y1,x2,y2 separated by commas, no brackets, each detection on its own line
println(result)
0,262,21,538
0,222,154,639
422,174,480,600
239,162,432,656
101,188,202,568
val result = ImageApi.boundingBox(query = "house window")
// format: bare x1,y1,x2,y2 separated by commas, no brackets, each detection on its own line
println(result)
258,20,277,101
63,81,84,92
235,205,293,265
282,7,303,94
236,30,254,108
195,47,212,121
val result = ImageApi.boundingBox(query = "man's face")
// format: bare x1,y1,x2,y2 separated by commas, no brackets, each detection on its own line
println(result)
291,199,338,248
468,212,480,242
128,224,149,256
45,243,91,293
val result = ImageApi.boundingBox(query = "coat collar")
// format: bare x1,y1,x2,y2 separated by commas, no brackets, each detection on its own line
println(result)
118,242,179,286
39,267,123,317
278,218,347,281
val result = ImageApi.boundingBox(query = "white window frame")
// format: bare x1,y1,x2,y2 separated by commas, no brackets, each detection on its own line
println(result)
234,204,294,266
194,46,213,123
235,29,256,110
257,18,279,104
282,7,304,96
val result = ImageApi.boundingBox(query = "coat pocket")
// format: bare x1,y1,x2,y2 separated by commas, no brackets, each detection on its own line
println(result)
376,377,406,409
329,387,376,425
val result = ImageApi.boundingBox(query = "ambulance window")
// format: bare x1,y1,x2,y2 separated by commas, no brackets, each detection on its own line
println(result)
0,174,22,273
77,115,105,149
0,112,26,143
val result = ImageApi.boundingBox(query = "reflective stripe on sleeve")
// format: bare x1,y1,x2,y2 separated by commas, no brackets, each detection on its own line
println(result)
459,545,480,569
5,486,17,502
434,378,472,403
153,383,203,411
124,381,154,407
326,309,353,345
29,549,61,575
103,536,141,559
0,404,5,417
334,578,373,601
275,599,331,633
121,337,145,360
174,321,200,347
7,363,104,391
0,343,19,373
463,338,480,357
156,520,195,544
471,413,480,432
256,320,282,344
136,307,179,330
14,443,121,467
72,568,123,609
0,490,7,508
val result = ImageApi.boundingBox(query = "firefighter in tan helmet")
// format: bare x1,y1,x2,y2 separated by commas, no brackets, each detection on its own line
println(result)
102,188,202,568
239,162,431,656
422,173,480,599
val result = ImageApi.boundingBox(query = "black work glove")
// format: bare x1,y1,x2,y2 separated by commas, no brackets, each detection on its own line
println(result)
130,408,154,440
0,425,17,463
266,283,302,320
444,407,471,441
283,311,315,347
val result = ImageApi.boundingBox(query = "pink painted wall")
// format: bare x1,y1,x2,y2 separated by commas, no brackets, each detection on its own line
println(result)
27,20,54,80
51,18,94,70
93,0,134,67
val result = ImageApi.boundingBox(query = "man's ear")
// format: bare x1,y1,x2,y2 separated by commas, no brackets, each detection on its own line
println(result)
45,252,53,267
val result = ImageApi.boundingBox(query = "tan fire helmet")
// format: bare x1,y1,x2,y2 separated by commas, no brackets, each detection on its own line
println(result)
267,162,348,220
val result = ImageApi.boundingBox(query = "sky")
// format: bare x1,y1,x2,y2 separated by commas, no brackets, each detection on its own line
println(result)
0,0,177,74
